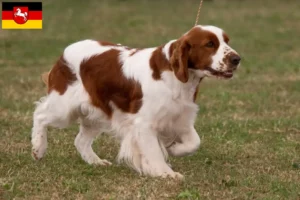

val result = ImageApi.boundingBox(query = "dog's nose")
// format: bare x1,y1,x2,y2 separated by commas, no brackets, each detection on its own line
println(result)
230,55,241,66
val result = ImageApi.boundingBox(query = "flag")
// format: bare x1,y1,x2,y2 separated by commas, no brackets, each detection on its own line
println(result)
2,2,42,29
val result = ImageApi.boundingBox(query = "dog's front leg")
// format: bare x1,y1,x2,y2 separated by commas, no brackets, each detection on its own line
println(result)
118,124,183,179
167,126,200,157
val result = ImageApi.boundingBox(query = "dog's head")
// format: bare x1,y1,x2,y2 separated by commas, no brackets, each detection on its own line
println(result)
170,25,241,82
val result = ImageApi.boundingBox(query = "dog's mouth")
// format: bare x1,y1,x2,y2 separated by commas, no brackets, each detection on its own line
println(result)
205,67,234,79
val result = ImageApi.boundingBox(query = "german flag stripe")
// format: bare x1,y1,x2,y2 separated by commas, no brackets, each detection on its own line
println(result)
2,20,42,29
2,2,42,11
2,11,42,20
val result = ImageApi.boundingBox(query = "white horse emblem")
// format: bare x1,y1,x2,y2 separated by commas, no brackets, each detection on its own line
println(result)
14,8,28,22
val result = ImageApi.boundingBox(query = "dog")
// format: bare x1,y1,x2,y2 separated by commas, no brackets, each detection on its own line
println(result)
32,25,241,179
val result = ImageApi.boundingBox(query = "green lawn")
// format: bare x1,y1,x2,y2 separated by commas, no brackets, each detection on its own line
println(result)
1,0,300,199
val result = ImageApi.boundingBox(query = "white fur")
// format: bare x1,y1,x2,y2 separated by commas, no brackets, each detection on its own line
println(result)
162,40,176,60
31,25,236,179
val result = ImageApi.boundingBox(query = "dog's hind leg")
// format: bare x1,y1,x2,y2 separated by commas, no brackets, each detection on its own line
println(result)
31,92,75,160
31,99,48,160
74,104,112,166
74,124,111,166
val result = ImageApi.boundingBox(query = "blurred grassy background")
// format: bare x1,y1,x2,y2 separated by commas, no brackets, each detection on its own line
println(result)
0,0,300,199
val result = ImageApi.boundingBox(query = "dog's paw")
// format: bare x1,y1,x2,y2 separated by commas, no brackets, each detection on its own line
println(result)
87,157,112,166
161,171,184,180
32,150,40,160
32,148,46,160
95,159,112,166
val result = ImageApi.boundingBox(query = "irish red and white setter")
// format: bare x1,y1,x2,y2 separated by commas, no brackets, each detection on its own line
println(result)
32,25,241,179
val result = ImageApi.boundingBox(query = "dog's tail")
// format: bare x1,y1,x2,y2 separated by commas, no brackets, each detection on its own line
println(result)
41,72,49,87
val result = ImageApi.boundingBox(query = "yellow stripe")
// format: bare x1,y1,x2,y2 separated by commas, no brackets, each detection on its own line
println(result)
2,20,42,29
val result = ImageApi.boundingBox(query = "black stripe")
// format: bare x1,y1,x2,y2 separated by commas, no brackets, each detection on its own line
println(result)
2,2,42,11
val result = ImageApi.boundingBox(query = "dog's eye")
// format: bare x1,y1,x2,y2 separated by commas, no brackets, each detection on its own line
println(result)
205,41,215,48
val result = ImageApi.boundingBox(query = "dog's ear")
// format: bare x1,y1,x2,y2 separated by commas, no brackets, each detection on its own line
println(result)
170,39,190,83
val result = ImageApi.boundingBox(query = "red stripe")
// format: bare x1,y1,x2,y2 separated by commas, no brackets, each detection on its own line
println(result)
2,11,42,20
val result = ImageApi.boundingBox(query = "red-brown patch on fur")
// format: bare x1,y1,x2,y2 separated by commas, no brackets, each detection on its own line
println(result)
48,56,77,95
184,27,220,70
80,49,143,118
169,27,220,82
170,39,192,83
150,27,220,83
149,46,172,80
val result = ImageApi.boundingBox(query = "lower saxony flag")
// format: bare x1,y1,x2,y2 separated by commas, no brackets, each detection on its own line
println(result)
2,2,42,29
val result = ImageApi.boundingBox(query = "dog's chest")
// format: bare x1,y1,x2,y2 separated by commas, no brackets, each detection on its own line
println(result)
146,75,200,130
148,90,198,130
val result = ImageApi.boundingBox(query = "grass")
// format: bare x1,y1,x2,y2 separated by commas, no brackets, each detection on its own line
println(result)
0,0,300,199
